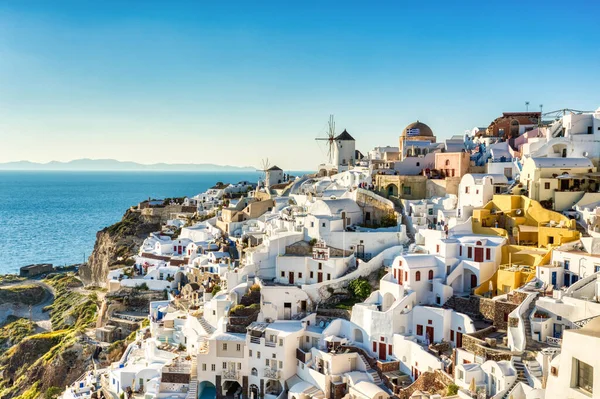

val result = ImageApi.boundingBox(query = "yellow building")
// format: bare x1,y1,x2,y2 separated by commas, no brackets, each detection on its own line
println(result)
472,195,579,295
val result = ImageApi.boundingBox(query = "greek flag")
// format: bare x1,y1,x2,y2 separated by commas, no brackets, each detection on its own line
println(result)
406,128,420,136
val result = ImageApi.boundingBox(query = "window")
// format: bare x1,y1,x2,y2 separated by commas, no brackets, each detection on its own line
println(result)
310,271,314,278
322,223,326,227
202,363,207,371
416,162,420,167
279,339,283,346
574,359,593,394
298,272,302,278
249,350,252,357
405,271,408,281
465,186,470,194
564,260,570,270
251,367,257,376
551,366,558,377
428,270,434,280
415,271,421,281
595,265,600,273
450,330,454,341
223,343,227,350
545,182,550,190
445,159,450,166
459,246,462,256
366,212,371,221
403,186,412,195
237,344,241,351
310,222,314,227
266,359,269,366
416,325,423,335
279,361,283,368
281,271,285,277
223,362,227,369
257,351,261,359
468,247,472,258
428,319,432,325
272,353,276,358
436,244,440,253
458,369,464,380
549,236,554,245
211,364,216,371
238,363,242,370
327,273,331,280
486,248,491,260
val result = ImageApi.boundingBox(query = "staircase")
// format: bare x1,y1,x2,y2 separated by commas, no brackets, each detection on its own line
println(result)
199,316,216,334
525,359,543,380
303,385,324,398
500,379,518,399
512,356,528,383
523,300,536,350
185,356,198,399
367,369,382,385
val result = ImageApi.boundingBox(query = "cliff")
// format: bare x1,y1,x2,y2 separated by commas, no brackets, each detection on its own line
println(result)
79,209,161,286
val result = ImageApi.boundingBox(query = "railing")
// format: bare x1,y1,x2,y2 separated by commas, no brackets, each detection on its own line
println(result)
574,316,597,328
546,336,562,346
264,368,280,379
265,341,277,348
222,370,239,380
250,336,261,344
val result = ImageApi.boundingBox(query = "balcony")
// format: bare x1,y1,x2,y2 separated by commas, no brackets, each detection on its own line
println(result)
546,336,562,346
250,336,261,344
264,368,280,379
222,370,240,381
265,341,277,348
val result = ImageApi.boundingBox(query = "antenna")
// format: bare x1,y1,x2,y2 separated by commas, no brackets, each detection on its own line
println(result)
315,115,336,164
525,101,529,112
539,104,543,127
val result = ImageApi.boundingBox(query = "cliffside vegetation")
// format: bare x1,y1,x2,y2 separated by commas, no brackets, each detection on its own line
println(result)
0,274,99,399
0,284,46,306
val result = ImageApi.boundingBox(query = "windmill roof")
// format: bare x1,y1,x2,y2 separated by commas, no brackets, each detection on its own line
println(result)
267,165,283,171
335,129,355,141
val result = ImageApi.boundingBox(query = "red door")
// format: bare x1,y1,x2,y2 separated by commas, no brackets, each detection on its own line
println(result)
289,272,294,285
318,272,323,283
378,342,386,360
471,274,477,289
474,247,484,262
426,326,434,344
456,332,463,347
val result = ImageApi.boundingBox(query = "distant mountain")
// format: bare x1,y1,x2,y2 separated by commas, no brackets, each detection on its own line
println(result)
0,159,255,172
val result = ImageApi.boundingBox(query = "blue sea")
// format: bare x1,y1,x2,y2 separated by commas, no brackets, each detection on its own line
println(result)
0,171,277,274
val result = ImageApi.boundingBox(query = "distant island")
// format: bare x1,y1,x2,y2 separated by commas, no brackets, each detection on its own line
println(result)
0,158,255,172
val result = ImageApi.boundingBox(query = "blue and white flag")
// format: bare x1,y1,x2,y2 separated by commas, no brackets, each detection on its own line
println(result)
406,128,420,136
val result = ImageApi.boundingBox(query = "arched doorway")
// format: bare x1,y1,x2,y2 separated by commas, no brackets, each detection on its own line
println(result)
249,384,259,399
222,380,242,399
510,119,520,138
382,292,395,312
386,184,398,197
199,381,216,399
265,380,282,396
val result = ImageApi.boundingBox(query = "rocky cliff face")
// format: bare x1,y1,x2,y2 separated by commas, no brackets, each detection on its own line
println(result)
79,209,161,286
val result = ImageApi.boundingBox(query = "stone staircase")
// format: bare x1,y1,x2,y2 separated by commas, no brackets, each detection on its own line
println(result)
512,356,528,383
500,379,518,399
199,316,216,334
185,356,198,399
367,369,382,385
525,359,543,380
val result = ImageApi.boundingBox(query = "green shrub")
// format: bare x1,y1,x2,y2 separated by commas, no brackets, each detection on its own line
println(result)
348,278,371,299
211,285,221,295
447,384,459,396
248,303,260,310
249,284,261,292
380,212,398,228
45,386,62,399
309,238,317,246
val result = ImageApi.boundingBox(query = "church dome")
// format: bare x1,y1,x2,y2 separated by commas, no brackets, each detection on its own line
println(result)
401,121,434,138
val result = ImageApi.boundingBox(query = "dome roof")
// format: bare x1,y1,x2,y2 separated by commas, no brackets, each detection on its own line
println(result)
402,121,434,138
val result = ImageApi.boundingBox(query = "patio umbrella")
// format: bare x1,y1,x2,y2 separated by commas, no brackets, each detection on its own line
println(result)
469,377,476,393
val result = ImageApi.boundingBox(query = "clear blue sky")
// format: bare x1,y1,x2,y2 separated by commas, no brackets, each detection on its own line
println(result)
1,0,598,170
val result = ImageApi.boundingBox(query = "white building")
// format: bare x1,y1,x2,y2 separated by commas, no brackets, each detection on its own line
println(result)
457,174,509,219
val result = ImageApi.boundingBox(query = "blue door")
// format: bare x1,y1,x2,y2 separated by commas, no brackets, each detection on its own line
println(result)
571,274,579,285
564,273,571,287
551,271,557,286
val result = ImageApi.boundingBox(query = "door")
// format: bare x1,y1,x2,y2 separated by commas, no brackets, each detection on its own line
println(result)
283,303,291,320
474,247,484,262
378,342,386,360
456,332,463,347
554,323,563,338
318,272,323,283
426,326,434,344
289,272,294,285
471,274,477,289
551,271,557,286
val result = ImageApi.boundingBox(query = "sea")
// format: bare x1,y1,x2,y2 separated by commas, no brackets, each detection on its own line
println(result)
0,170,302,275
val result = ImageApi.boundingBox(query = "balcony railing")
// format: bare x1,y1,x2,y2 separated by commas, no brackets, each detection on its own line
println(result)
264,368,280,379
250,336,261,344
547,336,562,346
265,341,277,348
222,370,239,380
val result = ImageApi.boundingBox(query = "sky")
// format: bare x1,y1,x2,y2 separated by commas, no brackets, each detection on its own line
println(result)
1,1,599,170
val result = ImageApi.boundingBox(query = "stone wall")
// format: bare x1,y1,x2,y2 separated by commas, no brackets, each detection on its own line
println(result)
316,308,351,320
461,331,512,362
395,370,451,399
444,295,517,330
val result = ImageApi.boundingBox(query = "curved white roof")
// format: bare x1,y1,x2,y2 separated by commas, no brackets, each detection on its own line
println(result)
353,381,387,399
309,198,361,216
